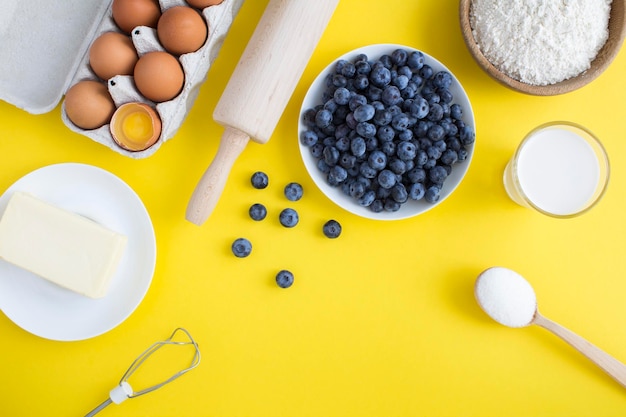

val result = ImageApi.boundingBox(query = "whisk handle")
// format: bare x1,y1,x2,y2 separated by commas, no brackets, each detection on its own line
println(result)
84,398,112,417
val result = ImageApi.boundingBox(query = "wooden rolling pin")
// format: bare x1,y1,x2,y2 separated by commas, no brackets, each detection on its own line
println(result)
186,0,339,225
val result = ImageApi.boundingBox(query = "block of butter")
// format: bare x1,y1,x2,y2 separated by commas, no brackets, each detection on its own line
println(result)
0,191,127,298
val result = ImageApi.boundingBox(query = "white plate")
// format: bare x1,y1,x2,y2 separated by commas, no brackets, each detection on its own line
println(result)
0,163,156,341
298,44,476,220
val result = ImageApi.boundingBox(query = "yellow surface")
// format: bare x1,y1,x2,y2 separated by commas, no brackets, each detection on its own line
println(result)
1,1,626,416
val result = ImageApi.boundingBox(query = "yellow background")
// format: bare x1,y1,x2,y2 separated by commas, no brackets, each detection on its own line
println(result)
2,1,626,416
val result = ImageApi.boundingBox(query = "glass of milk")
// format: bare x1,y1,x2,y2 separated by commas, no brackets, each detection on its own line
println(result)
503,121,609,218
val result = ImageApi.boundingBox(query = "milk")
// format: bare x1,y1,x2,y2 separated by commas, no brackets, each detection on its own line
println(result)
504,124,607,216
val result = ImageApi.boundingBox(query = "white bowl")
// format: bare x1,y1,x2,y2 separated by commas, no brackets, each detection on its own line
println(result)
298,44,476,220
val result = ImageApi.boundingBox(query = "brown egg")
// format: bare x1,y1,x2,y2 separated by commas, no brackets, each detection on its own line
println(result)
134,51,185,102
110,102,162,151
89,32,138,81
185,0,224,8
157,6,208,55
64,80,116,130
112,0,162,34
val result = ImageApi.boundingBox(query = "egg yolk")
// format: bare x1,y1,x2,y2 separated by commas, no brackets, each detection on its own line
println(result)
122,111,153,144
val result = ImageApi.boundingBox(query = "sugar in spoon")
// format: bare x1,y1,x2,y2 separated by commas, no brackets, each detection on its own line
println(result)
475,266,626,388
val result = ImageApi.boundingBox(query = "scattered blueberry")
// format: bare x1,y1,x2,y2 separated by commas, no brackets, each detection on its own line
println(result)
323,219,342,238
279,208,299,228
251,171,269,189
284,182,303,201
249,203,267,221
276,270,294,289
231,238,252,258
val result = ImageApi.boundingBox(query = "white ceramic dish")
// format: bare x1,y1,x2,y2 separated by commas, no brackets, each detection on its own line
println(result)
298,44,475,220
0,163,156,341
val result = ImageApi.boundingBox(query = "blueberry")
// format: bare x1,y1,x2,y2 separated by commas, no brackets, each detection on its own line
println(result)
368,150,387,170
350,136,366,157
335,136,350,152
438,88,453,104
424,185,441,203
324,99,338,113
315,109,333,128
300,130,318,147
381,85,402,106
398,128,413,141
349,181,366,198
302,108,317,127
391,113,410,131
323,219,342,238
323,145,340,166
428,165,448,184
249,203,267,221
419,64,433,80
353,104,375,122
388,158,407,175
376,126,396,142
413,149,428,167
341,61,356,78
284,182,304,201
317,159,330,173
374,110,393,128
381,141,396,157
339,153,357,169
397,65,413,78
391,183,408,203
460,125,475,146
426,146,442,160
279,208,299,228
440,149,458,166
348,94,367,111
356,122,376,138
384,199,401,212
407,51,425,69
370,65,391,87
408,182,425,200
231,238,252,258
391,48,408,66
392,74,409,90
427,124,445,141
328,165,348,185
358,190,376,206
407,97,429,119
427,103,444,121
378,169,396,189
333,87,351,105
407,167,426,184
396,141,417,161
458,148,469,161
370,199,384,213
310,143,324,158
450,103,463,120
359,162,378,179
331,74,348,88
251,171,269,189
432,71,453,89
352,74,368,90
276,270,294,288
355,60,371,74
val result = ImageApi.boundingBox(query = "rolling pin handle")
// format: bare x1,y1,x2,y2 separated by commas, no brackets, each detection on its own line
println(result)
185,127,250,226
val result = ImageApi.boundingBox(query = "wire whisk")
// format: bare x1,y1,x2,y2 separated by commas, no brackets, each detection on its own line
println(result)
85,327,201,416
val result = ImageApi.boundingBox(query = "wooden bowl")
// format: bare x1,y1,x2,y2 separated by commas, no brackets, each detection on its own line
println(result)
459,0,626,95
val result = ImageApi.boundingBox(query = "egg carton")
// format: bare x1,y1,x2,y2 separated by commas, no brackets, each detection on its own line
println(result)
0,0,244,159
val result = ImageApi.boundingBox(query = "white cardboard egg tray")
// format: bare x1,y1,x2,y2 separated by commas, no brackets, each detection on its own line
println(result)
0,0,244,159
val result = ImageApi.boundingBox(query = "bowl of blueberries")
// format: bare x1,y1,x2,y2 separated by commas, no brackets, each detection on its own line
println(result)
298,44,476,220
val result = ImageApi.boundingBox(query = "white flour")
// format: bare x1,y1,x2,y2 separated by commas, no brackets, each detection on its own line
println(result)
470,0,612,85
